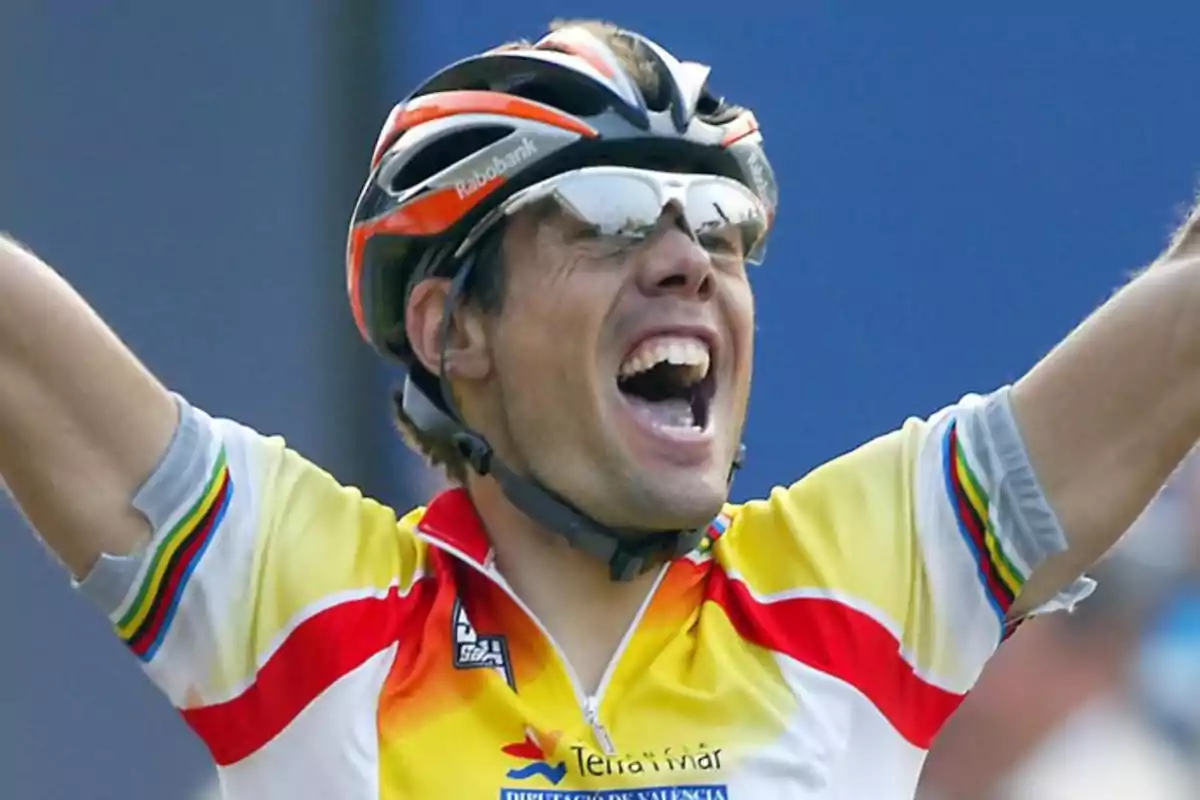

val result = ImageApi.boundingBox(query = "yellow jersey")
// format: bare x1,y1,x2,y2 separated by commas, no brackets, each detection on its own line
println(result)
78,389,1092,799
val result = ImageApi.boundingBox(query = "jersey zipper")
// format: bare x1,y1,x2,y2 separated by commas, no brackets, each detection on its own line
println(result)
421,533,668,756
582,566,668,754
583,695,616,754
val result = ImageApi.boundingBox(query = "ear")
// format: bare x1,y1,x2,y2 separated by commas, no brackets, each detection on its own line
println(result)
405,278,492,380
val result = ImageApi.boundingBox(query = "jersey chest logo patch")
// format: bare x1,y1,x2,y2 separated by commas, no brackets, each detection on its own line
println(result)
452,598,516,689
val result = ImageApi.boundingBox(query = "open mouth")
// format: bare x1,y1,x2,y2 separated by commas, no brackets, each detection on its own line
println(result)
616,335,716,433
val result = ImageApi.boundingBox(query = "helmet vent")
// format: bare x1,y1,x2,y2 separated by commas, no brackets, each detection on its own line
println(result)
388,126,512,193
695,85,724,117
606,31,671,112
637,65,672,113
506,76,610,118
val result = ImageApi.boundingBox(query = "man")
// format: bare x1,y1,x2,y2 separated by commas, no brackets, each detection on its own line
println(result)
0,17,1197,799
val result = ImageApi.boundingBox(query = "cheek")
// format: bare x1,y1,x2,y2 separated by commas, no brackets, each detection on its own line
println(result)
509,264,612,357
490,292,601,402
727,281,757,364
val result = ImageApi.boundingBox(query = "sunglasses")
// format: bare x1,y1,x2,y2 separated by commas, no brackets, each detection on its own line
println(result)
455,166,770,265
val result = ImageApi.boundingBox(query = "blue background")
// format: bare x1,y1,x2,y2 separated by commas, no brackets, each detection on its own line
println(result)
1,3,1197,798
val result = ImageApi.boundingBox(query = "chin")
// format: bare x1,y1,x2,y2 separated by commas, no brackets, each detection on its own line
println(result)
618,469,730,532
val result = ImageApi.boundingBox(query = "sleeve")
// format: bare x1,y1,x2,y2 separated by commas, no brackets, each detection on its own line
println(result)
73,394,420,712
732,386,1094,704
909,387,1095,682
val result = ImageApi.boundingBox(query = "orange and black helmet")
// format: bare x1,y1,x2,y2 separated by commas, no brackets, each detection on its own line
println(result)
346,23,778,363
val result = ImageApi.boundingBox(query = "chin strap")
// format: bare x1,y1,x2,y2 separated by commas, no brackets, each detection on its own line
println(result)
400,247,746,581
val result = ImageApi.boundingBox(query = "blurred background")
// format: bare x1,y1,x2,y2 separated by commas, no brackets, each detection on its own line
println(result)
2,2,1199,798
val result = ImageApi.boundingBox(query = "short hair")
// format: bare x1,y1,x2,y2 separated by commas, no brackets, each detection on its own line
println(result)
391,226,506,487
393,19,684,486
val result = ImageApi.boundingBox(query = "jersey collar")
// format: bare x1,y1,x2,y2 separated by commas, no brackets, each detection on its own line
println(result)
417,488,493,565
416,487,734,569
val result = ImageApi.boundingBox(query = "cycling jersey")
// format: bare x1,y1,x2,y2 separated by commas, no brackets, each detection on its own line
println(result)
77,390,1092,799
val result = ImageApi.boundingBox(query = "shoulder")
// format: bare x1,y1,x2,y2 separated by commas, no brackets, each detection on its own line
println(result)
707,411,954,650
716,421,923,569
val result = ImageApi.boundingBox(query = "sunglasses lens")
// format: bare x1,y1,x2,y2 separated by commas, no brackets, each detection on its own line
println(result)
686,179,768,265
496,168,770,264
552,174,664,239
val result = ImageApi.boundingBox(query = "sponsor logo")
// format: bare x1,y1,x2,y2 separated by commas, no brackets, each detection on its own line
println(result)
452,599,515,689
501,732,728,799
454,137,538,198
503,731,567,785
569,744,724,779
499,786,728,799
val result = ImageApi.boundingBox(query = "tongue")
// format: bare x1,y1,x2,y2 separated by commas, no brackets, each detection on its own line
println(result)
625,396,695,428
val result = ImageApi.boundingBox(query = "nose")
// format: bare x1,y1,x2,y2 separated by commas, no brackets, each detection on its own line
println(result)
633,207,715,302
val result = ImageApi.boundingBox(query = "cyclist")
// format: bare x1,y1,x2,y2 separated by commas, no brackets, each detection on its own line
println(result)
2,18,1198,800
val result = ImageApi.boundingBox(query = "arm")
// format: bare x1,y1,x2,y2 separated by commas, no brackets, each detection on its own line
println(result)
1009,200,1200,616
0,235,178,575
0,234,420,783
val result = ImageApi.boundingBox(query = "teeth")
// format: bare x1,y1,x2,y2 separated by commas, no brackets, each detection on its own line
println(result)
618,335,711,384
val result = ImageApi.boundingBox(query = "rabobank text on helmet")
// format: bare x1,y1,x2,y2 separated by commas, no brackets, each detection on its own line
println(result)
454,138,539,198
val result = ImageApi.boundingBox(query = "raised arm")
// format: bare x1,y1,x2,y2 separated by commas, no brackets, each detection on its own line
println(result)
0,234,177,576
1009,199,1200,616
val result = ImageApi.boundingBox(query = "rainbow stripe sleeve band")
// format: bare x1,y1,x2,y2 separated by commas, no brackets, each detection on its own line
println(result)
942,420,1025,623
115,448,234,662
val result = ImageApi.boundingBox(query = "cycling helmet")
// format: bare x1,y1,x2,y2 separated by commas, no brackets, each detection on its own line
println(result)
346,23,779,580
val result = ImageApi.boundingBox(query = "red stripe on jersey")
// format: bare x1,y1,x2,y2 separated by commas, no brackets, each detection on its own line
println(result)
708,567,964,749
182,579,435,765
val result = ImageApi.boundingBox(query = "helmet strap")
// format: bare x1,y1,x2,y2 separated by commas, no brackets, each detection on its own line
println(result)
401,249,745,581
